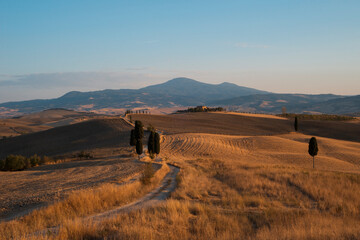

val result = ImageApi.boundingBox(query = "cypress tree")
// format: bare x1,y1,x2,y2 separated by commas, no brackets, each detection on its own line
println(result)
148,131,155,155
130,129,136,146
308,137,318,169
294,117,298,132
154,132,160,155
136,140,143,159
134,120,144,140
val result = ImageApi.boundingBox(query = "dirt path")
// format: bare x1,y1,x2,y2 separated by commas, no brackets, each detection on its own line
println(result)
89,164,179,222
34,164,179,237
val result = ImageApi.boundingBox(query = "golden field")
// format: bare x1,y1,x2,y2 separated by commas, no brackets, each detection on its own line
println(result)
1,111,360,239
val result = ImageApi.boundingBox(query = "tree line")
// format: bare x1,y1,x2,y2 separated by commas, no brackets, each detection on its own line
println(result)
177,106,225,113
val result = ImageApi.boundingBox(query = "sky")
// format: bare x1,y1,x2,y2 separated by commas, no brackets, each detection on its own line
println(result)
0,0,359,103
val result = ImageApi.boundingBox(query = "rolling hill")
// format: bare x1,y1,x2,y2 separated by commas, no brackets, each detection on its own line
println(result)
0,118,132,158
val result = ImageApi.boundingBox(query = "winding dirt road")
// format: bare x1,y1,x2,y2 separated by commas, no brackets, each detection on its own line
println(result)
89,164,180,222
34,164,180,237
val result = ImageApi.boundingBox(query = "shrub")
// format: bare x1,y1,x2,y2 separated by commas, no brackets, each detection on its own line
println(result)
140,162,155,185
40,155,53,165
30,154,41,166
0,154,53,171
24,157,31,169
4,155,26,171
77,151,93,160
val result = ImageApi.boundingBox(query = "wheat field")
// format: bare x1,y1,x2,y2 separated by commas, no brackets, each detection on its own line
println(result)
1,112,360,239
40,113,360,239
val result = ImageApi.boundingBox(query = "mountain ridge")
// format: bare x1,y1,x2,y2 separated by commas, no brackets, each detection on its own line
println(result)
0,77,359,117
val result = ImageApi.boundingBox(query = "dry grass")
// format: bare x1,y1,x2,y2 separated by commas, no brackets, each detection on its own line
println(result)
48,127,360,239
3,112,360,239
49,160,360,240
0,162,170,239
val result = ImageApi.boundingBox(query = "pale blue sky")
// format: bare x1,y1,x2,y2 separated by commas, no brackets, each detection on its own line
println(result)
0,0,359,102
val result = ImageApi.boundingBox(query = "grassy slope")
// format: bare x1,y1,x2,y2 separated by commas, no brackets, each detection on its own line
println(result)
50,113,360,239
0,118,131,158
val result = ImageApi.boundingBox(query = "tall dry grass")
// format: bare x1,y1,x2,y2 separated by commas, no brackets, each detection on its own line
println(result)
0,162,170,239
52,157,360,240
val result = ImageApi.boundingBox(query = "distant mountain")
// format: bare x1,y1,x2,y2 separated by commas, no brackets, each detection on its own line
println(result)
211,93,345,114
0,77,358,117
0,78,268,117
305,95,360,115
141,78,268,102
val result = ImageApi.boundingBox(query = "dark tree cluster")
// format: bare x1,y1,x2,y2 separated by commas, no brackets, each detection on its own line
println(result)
125,109,150,115
129,120,160,160
0,154,54,171
177,106,225,113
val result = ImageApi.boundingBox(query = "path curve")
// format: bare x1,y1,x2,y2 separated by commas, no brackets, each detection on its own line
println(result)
88,164,179,223
34,164,180,237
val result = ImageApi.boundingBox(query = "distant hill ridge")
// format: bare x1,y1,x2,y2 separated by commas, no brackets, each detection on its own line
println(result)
0,77,359,116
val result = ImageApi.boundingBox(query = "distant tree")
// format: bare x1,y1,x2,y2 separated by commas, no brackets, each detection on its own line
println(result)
308,137,318,169
294,117,298,132
148,131,155,158
136,139,143,160
134,120,144,140
130,129,136,146
154,132,160,155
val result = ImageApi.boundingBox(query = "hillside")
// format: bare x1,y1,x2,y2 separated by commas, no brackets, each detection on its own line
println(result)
305,95,360,114
130,112,292,136
212,93,346,114
0,118,132,158
0,108,100,138
132,112,360,142
2,112,360,239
